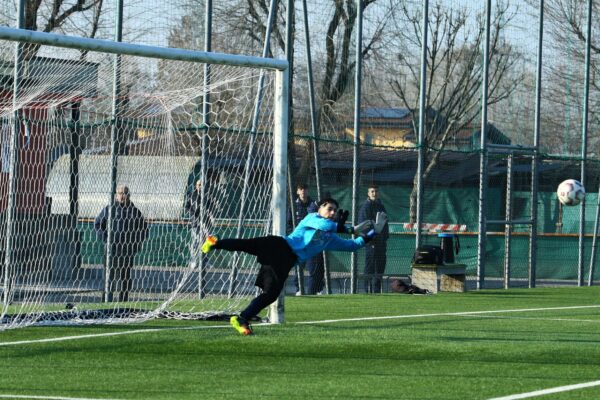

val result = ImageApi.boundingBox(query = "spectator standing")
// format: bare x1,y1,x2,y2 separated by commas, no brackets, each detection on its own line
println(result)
358,185,389,293
95,185,148,302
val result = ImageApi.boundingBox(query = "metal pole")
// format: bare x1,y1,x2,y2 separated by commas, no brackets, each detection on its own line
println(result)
198,0,212,299
476,0,492,290
104,0,124,303
268,68,289,323
578,0,592,287
69,101,82,277
3,0,26,308
69,101,81,225
229,0,277,297
415,0,429,249
589,179,600,285
504,154,513,289
301,0,331,294
286,16,303,296
350,0,364,294
529,0,543,288
0,27,287,70
301,0,322,202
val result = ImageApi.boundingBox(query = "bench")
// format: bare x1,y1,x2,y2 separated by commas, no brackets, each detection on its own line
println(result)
411,263,466,293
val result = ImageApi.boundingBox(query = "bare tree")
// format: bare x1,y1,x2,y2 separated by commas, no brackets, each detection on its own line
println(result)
232,0,391,183
1,0,166,61
382,1,523,222
1,0,105,59
534,0,600,155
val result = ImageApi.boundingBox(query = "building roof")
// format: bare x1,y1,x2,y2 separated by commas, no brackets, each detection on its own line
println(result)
361,107,411,119
0,56,98,96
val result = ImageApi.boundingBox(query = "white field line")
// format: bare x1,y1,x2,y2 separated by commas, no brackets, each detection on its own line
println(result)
455,314,600,323
1,304,600,348
295,304,600,325
0,324,231,347
0,395,124,400
488,380,600,399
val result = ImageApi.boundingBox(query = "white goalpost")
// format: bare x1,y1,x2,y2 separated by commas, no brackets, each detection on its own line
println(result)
0,27,288,330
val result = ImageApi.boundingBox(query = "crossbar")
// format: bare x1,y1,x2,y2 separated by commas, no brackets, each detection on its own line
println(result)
0,27,288,71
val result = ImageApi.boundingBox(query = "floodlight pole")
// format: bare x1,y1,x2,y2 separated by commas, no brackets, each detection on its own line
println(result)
301,0,331,295
197,0,212,299
529,0,544,288
476,0,492,290
350,0,364,294
578,0,592,287
415,0,429,249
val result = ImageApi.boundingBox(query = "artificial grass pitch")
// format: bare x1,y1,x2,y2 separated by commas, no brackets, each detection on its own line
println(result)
1,286,600,399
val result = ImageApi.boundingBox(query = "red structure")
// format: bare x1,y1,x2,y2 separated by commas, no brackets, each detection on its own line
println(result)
0,56,98,216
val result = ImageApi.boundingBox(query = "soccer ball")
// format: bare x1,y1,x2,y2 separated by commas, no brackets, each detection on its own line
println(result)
557,179,585,206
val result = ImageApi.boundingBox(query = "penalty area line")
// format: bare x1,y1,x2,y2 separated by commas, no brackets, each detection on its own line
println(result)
488,379,600,399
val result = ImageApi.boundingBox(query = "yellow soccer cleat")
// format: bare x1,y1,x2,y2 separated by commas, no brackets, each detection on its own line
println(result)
201,235,219,254
230,316,253,336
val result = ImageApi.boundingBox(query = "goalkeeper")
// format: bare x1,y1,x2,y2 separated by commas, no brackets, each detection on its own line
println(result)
201,197,387,336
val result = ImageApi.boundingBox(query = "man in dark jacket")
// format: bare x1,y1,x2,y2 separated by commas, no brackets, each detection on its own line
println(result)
358,185,389,293
95,185,148,302
287,183,323,295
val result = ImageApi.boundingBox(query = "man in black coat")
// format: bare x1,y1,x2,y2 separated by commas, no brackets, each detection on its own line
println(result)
95,185,148,302
358,185,389,293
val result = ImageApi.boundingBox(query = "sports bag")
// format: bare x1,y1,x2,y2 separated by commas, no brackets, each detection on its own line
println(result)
412,245,444,265
390,279,431,295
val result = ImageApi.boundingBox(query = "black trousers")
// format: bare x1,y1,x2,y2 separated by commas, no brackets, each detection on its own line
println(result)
107,254,134,302
291,253,324,294
215,236,297,320
364,240,387,293
306,252,325,295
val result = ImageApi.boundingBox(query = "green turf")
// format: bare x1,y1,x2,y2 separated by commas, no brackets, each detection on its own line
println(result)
2,287,600,399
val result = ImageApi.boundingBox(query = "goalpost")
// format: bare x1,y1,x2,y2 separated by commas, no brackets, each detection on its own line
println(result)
0,27,288,330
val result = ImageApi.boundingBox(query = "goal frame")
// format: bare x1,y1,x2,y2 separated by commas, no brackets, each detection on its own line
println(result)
0,26,289,324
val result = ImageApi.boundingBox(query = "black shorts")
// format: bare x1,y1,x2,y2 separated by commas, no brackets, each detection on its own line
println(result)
215,235,298,292
253,236,297,291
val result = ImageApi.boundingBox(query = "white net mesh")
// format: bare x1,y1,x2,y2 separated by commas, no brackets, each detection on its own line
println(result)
0,41,280,329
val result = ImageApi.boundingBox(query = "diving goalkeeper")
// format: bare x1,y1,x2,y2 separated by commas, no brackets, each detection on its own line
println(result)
201,197,388,336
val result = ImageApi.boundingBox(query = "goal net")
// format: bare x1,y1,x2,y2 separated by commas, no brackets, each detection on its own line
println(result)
0,30,288,330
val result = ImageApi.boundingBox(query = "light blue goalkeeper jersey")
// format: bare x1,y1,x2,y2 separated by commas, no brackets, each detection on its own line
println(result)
285,212,365,263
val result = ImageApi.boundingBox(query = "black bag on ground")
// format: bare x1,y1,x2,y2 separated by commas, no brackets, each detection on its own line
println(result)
412,245,444,265
390,279,431,295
